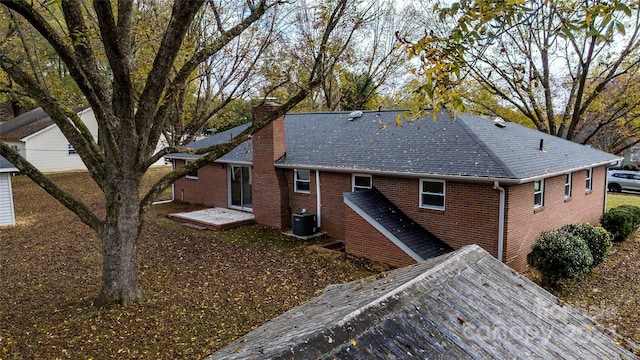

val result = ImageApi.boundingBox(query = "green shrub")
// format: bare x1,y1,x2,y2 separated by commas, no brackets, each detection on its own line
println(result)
531,230,593,285
601,205,640,242
615,205,640,226
559,223,612,267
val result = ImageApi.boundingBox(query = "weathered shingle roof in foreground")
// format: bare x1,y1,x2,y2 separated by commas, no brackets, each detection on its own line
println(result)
208,245,638,360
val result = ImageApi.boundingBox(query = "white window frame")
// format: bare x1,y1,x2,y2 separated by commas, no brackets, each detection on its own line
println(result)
185,160,198,179
294,169,311,193
585,168,593,191
564,173,572,198
67,143,77,155
419,179,445,210
534,179,544,208
352,174,372,192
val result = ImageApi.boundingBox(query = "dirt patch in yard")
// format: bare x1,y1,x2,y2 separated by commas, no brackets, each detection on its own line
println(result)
0,169,378,359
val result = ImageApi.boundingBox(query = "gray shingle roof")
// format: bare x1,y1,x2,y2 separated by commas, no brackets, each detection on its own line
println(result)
180,110,620,181
0,155,17,172
164,123,251,161
275,110,619,181
0,107,52,141
457,114,619,179
208,245,638,359
344,187,452,261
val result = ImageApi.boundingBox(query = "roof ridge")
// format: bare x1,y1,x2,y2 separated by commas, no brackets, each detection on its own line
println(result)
287,109,405,116
457,114,518,178
335,245,483,327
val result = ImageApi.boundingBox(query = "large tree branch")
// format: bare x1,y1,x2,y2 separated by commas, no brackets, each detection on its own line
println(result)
135,0,206,145
148,0,273,150
141,0,349,213
0,143,104,232
0,54,107,185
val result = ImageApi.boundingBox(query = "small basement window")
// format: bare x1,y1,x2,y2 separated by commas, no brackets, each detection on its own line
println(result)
420,179,445,210
294,169,310,193
352,174,372,192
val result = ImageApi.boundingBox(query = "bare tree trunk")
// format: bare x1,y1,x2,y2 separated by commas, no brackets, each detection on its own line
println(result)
96,175,144,306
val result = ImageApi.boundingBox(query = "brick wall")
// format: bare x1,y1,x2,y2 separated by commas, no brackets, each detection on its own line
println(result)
172,159,228,207
372,176,500,257
503,166,608,272
251,103,288,228
345,206,416,268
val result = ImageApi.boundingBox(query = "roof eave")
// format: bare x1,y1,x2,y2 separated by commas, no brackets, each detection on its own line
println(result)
20,123,57,142
275,158,622,185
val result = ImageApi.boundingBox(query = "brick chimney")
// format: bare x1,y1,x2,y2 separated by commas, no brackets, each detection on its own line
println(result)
251,101,289,229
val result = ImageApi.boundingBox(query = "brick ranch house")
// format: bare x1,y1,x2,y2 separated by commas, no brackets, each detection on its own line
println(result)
166,103,621,272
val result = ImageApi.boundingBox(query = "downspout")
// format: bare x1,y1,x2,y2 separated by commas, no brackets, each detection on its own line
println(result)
316,170,322,228
493,181,505,262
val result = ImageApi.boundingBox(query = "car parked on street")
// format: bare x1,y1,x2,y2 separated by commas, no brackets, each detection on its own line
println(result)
607,169,640,192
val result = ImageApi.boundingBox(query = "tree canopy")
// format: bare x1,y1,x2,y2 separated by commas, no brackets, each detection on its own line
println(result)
409,0,640,153
0,0,356,306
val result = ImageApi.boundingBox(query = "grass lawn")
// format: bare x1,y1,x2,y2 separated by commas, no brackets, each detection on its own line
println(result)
2,170,639,358
608,192,640,210
0,168,378,359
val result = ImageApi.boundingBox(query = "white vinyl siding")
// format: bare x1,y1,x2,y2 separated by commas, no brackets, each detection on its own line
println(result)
0,173,16,226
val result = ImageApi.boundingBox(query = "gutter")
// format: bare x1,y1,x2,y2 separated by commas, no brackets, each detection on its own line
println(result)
275,159,622,185
493,181,506,262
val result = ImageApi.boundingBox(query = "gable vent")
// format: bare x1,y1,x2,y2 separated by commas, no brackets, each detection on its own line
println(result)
348,110,363,120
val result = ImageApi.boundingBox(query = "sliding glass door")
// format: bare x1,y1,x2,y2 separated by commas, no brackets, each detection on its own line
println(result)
229,165,252,210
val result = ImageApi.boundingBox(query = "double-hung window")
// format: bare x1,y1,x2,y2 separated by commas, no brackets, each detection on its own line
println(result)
185,160,198,179
352,174,372,192
67,144,77,155
420,179,445,210
564,173,572,198
585,168,593,191
534,180,544,208
294,169,311,193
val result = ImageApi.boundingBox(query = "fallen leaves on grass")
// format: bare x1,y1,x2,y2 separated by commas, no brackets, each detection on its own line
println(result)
554,228,640,346
0,169,377,359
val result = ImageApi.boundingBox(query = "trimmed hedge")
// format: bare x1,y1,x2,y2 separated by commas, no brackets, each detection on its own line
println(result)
600,205,640,242
531,230,593,285
559,223,612,267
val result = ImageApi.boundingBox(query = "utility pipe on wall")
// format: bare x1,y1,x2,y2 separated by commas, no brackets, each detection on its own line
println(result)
316,170,321,228
493,181,506,262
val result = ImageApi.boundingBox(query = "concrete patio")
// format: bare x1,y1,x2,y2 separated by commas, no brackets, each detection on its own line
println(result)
168,208,255,230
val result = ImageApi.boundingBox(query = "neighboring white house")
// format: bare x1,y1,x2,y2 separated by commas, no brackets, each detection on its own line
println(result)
0,155,17,227
0,107,165,173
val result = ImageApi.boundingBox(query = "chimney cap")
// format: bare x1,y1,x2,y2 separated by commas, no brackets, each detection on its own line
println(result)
252,96,279,105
